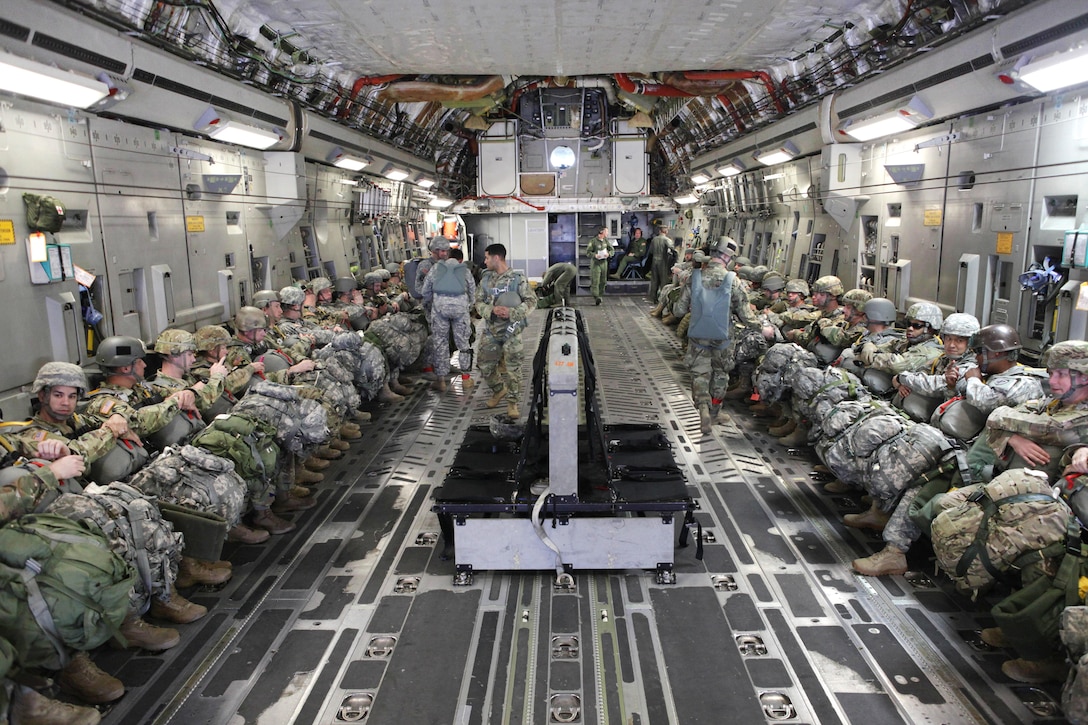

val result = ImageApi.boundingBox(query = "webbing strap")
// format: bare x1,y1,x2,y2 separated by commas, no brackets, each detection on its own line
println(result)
956,492,1056,582
20,559,68,667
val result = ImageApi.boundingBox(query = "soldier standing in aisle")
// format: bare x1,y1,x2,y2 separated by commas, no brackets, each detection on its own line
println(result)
475,243,536,420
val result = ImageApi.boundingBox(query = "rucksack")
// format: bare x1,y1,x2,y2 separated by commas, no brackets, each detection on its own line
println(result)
0,514,133,669
754,343,819,404
46,482,182,614
230,380,329,453
22,193,66,233
191,413,281,484
931,468,1074,596
126,444,246,528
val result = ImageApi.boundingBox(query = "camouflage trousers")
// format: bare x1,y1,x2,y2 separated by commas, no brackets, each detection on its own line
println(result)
685,337,735,407
590,261,608,301
478,328,525,399
676,312,691,344
882,487,923,551
430,299,473,377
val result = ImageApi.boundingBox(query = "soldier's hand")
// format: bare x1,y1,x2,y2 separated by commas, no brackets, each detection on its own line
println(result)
209,355,230,378
49,454,85,480
944,366,960,388
169,389,198,412
289,359,317,375
36,438,71,460
493,305,510,319
1008,433,1051,467
858,342,877,366
102,413,130,439
962,366,982,381
762,325,777,341
250,361,266,375
1069,446,1088,474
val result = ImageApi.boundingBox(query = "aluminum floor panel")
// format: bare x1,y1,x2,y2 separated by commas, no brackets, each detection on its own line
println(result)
90,296,1063,725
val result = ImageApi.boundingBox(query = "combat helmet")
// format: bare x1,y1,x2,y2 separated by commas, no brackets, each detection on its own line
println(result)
842,288,873,310
96,336,146,368
812,275,844,297
735,256,752,268
31,361,87,395
279,286,306,307
429,237,451,252
784,278,810,296
709,235,739,257
737,265,757,281
386,262,402,277
154,329,196,355
750,265,769,285
362,272,383,287
252,290,280,309
761,272,786,292
905,302,943,331
334,276,359,294
941,313,981,338
1042,340,1088,373
970,324,1021,354
234,306,267,333
309,276,332,294
862,298,897,324
194,325,231,352
377,268,391,281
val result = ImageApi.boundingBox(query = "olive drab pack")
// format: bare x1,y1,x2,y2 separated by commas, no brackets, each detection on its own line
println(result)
86,438,150,485
930,469,1075,596
1062,607,1088,725
0,513,133,669
293,351,361,416
144,409,207,452
366,313,426,370
190,413,281,484
126,444,246,528
21,193,66,233
46,482,182,612
230,380,329,453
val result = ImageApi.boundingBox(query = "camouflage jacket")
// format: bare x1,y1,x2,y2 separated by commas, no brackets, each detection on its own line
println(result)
820,319,869,348
866,335,943,375
224,339,290,385
791,307,843,348
896,352,979,398
980,398,1088,481
766,302,818,332
191,354,259,397
0,461,62,524
958,364,1047,415
83,382,181,437
475,268,536,336
1,413,114,464
147,371,226,413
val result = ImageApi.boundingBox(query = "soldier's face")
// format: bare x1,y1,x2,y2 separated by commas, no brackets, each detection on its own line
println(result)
787,291,804,306
131,358,147,379
265,301,283,321
905,320,929,341
41,385,79,421
318,289,333,303
1048,369,1078,399
812,291,830,308
943,334,969,358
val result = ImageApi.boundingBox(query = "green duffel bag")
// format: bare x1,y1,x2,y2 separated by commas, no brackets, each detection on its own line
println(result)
0,514,133,669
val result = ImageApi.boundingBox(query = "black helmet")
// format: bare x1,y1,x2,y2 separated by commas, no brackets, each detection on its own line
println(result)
96,336,147,368
970,324,1021,353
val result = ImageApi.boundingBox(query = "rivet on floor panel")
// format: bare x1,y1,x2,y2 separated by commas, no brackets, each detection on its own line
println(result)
712,574,738,591
549,693,581,723
338,693,374,721
759,692,795,720
394,576,420,593
365,636,397,658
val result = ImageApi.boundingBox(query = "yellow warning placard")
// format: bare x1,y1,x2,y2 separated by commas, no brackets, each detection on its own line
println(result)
923,208,942,226
185,216,205,233
996,232,1013,255
0,220,15,245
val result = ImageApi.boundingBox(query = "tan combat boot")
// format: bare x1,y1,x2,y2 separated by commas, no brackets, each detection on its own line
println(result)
1002,655,1069,684
271,490,316,514
227,522,270,544
339,423,362,440
852,545,908,576
295,467,324,485
980,627,1009,648
389,380,413,396
250,508,296,535
112,612,179,651
10,684,101,725
353,410,372,423
486,387,507,408
460,374,474,391
431,377,448,392
767,419,796,437
291,484,312,498
377,383,404,403
314,444,344,460
303,456,330,471
149,586,207,624
822,479,851,494
506,400,520,420
842,502,891,531
777,425,809,447
699,406,713,434
57,652,124,705
724,384,752,401
328,438,351,451
176,556,232,588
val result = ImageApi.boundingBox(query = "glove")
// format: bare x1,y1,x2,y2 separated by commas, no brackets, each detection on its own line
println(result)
857,342,878,366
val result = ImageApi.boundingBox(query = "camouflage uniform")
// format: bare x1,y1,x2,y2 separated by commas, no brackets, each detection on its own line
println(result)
83,383,183,438
866,336,944,374
896,351,979,399
475,267,536,400
585,233,613,303
147,371,226,413
959,365,1046,414
647,232,674,303
674,261,757,408
538,262,578,308
977,399,1088,482
421,258,476,378
0,457,63,523
2,413,115,465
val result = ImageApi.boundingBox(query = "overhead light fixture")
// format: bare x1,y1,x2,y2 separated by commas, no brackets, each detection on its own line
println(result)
0,52,110,109
428,196,454,208
550,145,576,171
339,178,359,186
754,141,799,167
194,106,282,150
414,174,436,188
763,172,785,181
690,171,712,185
716,158,746,177
327,146,371,171
838,95,934,142
673,193,699,205
381,163,410,181
1019,47,1088,92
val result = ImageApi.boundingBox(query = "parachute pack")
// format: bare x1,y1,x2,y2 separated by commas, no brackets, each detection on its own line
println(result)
230,380,329,453
754,343,819,404
46,482,182,613
0,514,133,669
127,444,246,528
191,413,281,485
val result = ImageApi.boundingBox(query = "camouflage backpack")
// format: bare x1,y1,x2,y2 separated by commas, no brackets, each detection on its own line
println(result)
46,482,182,613
931,468,1074,596
191,413,281,484
0,513,133,669
126,444,246,528
230,380,329,453
865,422,953,502
754,343,819,404
791,366,870,423
820,407,909,487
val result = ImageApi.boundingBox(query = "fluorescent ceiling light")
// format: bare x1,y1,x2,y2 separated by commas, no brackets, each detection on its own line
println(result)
428,196,454,208
415,174,436,188
690,171,712,185
1019,47,1088,92
0,52,110,109
327,147,371,171
673,193,699,205
839,95,934,142
382,163,410,181
339,178,359,186
716,159,746,177
763,172,785,181
754,141,799,167
195,106,282,150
